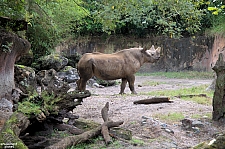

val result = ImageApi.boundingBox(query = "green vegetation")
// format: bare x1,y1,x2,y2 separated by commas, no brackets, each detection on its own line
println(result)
153,112,185,123
17,90,62,117
1,0,224,62
191,112,212,119
207,0,225,35
131,138,145,146
136,71,214,79
182,95,212,105
142,80,167,86
140,85,213,105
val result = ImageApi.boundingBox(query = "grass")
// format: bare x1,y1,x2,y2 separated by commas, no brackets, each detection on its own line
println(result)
140,85,213,105
153,112,185,123
191,112,212,119
142,80,167,86
136,71,214,79
131,139,145,146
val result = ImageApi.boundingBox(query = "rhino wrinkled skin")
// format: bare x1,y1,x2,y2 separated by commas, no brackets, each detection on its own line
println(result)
77,45,161,94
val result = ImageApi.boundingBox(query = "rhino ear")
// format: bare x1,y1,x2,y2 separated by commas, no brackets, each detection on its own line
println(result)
156,47,161,53
141,47,148,53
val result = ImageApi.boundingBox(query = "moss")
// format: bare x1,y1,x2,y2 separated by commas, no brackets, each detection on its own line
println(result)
41,91,61,114
0,112,28,149
61,66,73,72
18,101,42,117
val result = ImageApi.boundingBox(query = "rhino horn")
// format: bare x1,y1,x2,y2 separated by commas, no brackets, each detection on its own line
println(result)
149,45,155,50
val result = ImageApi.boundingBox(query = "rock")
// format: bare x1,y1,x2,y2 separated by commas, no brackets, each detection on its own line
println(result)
163,128,174,134
14,65,36,93
0,98,13,112
181,118,204,130
192,120,204,128
35,54,68,71
16,50,34,66
36,69,58,87
57,66,79,83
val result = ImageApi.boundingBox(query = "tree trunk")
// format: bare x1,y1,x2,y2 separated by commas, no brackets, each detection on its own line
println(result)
0,30,30,101
212,53,225,121
0,112,30,149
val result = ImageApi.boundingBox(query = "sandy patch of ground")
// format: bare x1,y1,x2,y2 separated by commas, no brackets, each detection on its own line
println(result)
73,76,224,148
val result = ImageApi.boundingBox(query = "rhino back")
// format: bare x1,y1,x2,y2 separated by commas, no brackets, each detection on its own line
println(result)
78,49,144,80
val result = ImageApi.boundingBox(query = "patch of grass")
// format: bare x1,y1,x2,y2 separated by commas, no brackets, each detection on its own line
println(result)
136,71,214,79
182,96,212,105
153,112,185,123
191,112,212,119
131,138,145,146
140,85,213,105
142,80,166,86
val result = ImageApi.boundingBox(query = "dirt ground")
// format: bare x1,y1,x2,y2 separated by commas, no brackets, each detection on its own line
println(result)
73,76,225,149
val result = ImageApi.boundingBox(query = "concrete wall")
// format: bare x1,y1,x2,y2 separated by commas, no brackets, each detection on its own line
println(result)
56,35,225,72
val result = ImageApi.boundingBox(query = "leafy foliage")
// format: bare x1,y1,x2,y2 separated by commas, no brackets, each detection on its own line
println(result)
207,0,225,35
1,0,224,61
26,0,89,60
82,0,206,38
0,0,27,20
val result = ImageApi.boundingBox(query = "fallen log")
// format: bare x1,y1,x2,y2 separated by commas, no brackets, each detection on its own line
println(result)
54,123,84,135
46,120,124,149
133,97,172,104
46,102,124,149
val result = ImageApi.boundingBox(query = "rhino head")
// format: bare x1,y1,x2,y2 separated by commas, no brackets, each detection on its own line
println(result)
142,45,161,63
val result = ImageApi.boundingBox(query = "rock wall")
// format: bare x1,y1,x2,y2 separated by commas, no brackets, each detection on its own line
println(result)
56,35,225,72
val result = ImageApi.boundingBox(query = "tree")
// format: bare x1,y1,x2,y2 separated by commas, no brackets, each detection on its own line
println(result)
82,0,206,38
0,30,30,109
207,0,225,35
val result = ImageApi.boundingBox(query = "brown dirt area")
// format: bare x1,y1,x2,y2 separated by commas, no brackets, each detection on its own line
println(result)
73,76,225,149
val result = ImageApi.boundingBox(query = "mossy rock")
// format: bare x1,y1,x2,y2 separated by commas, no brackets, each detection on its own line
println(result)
193,135,225,149
33,54,68,71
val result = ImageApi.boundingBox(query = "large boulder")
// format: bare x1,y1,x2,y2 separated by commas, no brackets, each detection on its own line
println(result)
33,54,68,71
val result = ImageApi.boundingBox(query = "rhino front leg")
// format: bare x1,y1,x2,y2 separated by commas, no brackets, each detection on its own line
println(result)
127,75,137,94
119,78,127,94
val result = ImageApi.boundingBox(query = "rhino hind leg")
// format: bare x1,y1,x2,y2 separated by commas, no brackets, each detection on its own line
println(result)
77,66,93,91
78,78,88,91
127,75,137,94
119,78,128,94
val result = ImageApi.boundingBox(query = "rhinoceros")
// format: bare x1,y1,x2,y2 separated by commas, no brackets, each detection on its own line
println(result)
77,45,161,94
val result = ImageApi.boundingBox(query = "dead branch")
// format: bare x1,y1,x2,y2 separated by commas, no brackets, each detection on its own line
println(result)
101,102,109,122
101,102,112,144
101,125,112,145
133,97,172,104
54,124,84,135
46,120,124,149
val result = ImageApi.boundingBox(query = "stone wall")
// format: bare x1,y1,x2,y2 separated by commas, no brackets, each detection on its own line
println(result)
56,35,225,72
